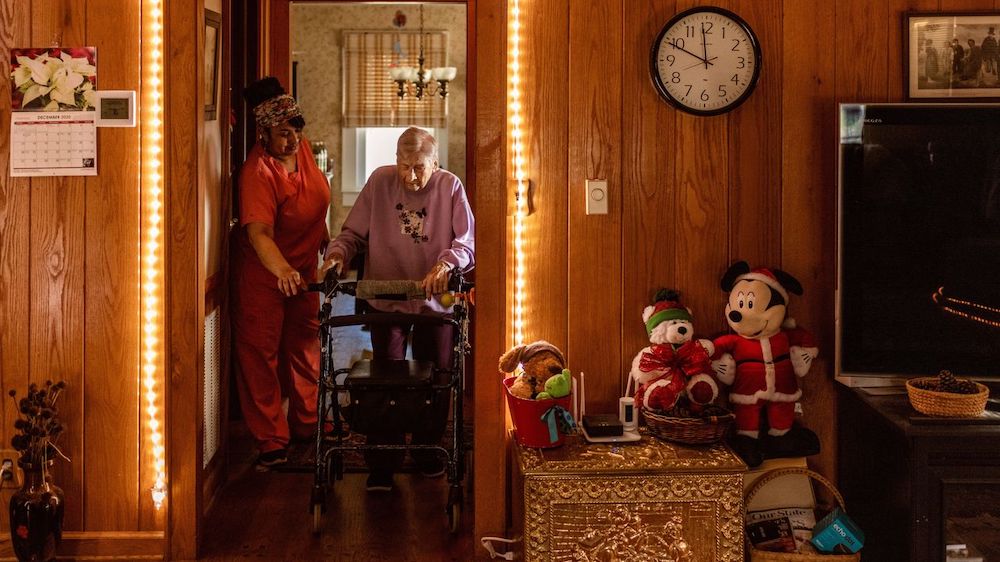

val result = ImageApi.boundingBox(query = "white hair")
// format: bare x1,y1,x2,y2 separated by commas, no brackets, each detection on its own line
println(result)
396,127,439,161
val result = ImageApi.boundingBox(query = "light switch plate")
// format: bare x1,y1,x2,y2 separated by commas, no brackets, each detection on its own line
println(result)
585,179,608,215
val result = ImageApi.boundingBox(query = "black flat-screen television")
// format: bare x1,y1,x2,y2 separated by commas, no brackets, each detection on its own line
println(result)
837,103,1000,386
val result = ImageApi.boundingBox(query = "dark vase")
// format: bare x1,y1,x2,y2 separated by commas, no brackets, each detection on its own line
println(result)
8,462,64,562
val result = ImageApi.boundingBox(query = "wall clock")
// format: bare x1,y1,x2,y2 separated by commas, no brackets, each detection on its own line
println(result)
650,6,761,115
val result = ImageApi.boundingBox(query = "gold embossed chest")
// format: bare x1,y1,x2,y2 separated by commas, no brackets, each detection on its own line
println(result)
511,433,746,562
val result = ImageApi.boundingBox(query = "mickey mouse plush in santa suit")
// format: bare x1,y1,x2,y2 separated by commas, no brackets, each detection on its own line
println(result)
712,262,820,468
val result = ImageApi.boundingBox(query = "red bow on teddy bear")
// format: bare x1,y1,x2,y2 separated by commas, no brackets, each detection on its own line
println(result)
638,342,712,378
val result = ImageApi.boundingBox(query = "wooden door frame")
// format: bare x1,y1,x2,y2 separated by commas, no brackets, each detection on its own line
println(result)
202,0,236,525
260,0,510,552
165,0,204,559
163,0,235,558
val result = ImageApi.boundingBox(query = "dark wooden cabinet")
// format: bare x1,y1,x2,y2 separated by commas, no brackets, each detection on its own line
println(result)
837,385,1000,562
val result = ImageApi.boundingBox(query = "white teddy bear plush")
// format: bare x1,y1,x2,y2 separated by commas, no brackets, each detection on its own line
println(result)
629,289,718,412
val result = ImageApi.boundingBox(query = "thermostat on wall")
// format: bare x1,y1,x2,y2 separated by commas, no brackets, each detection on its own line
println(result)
95,90,136,127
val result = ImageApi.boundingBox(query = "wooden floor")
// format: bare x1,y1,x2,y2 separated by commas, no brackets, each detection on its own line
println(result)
198,461,475,561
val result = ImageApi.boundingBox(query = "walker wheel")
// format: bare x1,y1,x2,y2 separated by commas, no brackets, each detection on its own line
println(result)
447,502,461,534
312,502,323,535
310,486,327,535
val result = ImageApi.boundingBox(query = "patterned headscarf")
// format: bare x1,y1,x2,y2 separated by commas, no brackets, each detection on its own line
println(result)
253,94,302,128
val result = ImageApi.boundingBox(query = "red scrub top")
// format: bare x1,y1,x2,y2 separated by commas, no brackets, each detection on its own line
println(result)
238,141,330,283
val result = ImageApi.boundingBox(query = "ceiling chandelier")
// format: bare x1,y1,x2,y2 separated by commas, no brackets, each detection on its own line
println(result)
389,4,457,100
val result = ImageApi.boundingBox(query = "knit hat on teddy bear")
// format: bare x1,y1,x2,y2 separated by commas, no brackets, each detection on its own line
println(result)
498,340,566,373
645,289,693,336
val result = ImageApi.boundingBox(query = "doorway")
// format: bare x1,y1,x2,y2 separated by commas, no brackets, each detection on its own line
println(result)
202,0,482,557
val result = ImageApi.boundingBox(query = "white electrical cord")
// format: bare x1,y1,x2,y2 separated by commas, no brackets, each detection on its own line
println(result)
480,536,517,560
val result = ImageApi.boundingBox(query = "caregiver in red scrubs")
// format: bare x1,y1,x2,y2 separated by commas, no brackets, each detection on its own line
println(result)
234,77,330,471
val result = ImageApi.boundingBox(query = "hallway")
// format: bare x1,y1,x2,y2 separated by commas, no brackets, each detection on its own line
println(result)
199,444,475,561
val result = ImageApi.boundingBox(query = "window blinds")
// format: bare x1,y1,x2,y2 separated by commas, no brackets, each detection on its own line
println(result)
342,30,448,129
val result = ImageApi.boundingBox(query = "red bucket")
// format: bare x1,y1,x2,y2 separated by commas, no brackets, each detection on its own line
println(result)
504,376,573,448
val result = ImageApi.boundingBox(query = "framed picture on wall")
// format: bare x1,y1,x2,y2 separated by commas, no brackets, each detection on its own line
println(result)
204,9,221,120
906,11,1000,101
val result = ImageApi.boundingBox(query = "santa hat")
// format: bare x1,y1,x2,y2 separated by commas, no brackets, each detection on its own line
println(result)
737,267,789,303
644,289,693,336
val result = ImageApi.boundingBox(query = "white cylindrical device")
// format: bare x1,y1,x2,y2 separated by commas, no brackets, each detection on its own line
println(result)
619,396,636,431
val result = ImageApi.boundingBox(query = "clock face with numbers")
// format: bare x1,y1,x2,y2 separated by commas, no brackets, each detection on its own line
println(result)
650,7,761,115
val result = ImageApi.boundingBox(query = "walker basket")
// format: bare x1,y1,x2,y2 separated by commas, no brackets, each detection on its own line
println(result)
641,406,734,445
745,467,861,562
906,377,989,417
343,359,442,434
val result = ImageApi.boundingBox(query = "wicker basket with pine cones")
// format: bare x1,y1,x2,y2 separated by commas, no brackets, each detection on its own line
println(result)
907,370,989,417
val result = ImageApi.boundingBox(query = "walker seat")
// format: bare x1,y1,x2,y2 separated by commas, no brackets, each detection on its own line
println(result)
345,358,434,385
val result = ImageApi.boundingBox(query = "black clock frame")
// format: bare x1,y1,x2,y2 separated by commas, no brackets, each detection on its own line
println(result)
649,6,762,116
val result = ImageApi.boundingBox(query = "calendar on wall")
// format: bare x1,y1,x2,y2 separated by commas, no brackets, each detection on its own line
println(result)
10,112,97,177
9,46,98,178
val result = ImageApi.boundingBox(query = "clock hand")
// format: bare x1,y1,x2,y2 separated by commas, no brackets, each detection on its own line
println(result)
701,24,709,70
668,40,714,66
682,57,717,71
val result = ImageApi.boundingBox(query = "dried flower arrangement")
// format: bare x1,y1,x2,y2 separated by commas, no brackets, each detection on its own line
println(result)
8,381,68,468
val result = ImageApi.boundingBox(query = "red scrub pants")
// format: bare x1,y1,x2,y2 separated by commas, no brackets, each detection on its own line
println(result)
234,277,320,453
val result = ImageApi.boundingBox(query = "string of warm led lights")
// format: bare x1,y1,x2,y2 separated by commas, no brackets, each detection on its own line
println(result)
509,0,526,346
142,0,167,509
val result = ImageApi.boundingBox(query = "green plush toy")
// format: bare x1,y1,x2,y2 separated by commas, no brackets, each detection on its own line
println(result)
536,368,572,400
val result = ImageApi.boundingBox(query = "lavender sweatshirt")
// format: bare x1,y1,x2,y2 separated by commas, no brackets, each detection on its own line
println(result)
325,165,475,313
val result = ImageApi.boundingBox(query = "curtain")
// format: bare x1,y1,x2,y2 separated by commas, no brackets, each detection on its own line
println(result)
342,30,449,128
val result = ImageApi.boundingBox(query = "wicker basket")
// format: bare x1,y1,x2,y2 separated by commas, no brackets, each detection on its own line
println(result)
745,467,861,562
906,377,989,417
641,406,734,445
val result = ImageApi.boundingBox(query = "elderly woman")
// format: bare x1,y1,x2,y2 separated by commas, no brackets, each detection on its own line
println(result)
324,127,475,492
234,77,330,471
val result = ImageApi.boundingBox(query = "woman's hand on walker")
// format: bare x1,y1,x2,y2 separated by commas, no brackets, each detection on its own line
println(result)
319,255,343,280
276,266,306,297
421,261,452,299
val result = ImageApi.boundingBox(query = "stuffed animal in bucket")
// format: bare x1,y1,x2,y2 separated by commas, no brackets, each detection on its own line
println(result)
629,289,718,412
499,340,567,399
536,368,572,400
712,261,820,468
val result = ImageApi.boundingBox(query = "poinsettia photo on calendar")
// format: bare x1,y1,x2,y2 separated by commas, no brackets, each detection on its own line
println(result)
10,47,97,111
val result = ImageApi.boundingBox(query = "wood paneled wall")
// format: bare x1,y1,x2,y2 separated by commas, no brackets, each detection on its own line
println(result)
473,1,1000,544
0,0,161,554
